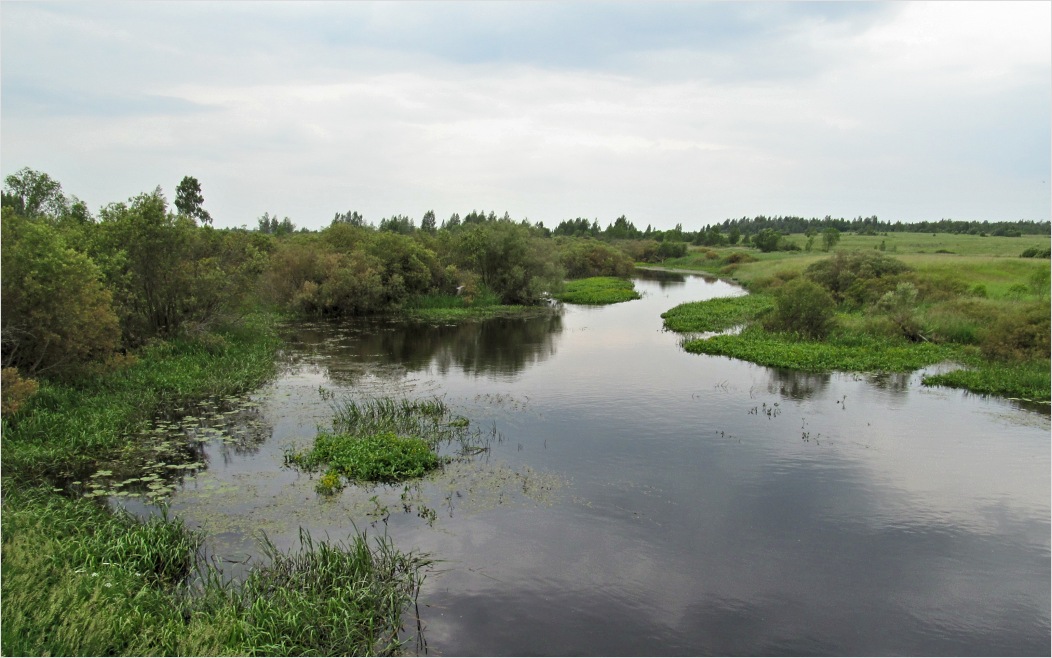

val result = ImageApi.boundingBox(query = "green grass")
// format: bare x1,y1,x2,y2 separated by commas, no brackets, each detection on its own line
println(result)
1,488,429,656
922,359,1051,403
286,397,487,492
682,326,962,373
287,432,439,486
553,277,640,305
661,294,773,333
1,313,281,483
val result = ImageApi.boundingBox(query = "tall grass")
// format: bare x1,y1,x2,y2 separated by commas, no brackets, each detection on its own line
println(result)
1,489,429,656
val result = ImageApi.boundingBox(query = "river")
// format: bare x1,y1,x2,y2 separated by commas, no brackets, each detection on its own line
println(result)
131,270,1049,655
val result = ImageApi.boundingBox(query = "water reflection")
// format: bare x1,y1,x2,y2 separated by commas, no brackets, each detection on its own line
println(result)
146,272,1048,656
284,313,564,381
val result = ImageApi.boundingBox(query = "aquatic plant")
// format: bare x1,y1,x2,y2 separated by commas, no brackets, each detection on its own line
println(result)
661,294,773,333
554,277,640,305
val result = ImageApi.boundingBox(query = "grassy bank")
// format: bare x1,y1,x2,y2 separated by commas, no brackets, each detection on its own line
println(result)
553,277,640,305
661,242,1050,403
2,314,431,655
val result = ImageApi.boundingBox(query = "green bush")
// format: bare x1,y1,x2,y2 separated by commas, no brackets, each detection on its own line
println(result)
763,278,836,339
804,251,911,305
980,300,1051,361
2,210,120,375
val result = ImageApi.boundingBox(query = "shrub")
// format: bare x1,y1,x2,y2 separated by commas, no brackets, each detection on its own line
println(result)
558,239,635,279
2,211,120,375
1020,246,1051,258
804,251,911,304
980,301,1051,361
876,282,923,341
763,278,837,339
1,367,38,417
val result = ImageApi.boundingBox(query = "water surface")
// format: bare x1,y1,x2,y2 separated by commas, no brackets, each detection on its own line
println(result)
155,271,1049,655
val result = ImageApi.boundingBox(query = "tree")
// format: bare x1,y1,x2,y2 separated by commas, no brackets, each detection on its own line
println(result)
3,167,68,218
2,209,120,374
174,175,212,225
421,210,437,234
822,227,841,251
764,278,836,340
753,228,782,253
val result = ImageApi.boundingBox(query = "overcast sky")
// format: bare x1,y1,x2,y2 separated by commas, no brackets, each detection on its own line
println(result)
2,1,1049,231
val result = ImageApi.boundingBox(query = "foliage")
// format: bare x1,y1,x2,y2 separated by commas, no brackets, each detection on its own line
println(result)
558,239,635,279
554,277,640,305
753,228,783,253
1020,246,1051,258
661,294,774,333
1,210,120,375
979,300,1051,362
763,278,837,339
875,282,923,341
1,367,38,417
455,221,563,304
3,167,68,218
1,314,278,482
821,227,841,251
803,251,912,305
173,175,212,225
94,191,267,342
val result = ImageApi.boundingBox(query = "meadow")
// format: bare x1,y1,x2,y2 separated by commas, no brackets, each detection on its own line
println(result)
657,233,1051,403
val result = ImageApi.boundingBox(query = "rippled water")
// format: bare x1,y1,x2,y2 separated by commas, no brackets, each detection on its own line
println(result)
144,271,1049,655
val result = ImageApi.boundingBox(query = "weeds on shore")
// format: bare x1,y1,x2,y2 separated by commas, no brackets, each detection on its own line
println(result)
1,488,429,656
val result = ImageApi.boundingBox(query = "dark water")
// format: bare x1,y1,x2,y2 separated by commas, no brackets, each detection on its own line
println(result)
154,271,1049,655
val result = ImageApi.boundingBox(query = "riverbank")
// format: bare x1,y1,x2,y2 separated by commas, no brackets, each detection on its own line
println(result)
658,243,1050,404
1,313,430,656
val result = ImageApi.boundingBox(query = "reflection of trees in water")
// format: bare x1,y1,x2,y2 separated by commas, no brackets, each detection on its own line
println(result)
281,314,564,382
767,368,831,400
864,372,911,398
634,269,688,289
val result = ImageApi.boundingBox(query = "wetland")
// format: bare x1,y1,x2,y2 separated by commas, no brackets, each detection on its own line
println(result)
116,270,1050,655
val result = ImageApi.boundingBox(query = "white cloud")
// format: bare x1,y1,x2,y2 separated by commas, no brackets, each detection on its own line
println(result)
2,2,1048,229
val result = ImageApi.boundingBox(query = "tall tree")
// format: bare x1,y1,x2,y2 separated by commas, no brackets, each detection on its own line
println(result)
3,167,68,218
174,175,212,225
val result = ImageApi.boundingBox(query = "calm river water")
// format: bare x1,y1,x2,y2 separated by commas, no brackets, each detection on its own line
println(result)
155,271,1049,655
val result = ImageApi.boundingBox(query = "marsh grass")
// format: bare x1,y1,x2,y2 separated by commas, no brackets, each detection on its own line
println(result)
554,277,640,305
287,397,489,489
1,488,429,656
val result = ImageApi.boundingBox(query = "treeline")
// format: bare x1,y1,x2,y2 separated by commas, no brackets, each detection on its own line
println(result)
717,215,1051,238
0,168,636,382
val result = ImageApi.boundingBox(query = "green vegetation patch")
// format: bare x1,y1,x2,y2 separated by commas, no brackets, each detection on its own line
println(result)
661,294,773,333
554,277,640,305
922,359,1051,403
683,327,961,373
1,488,429,657
287,431,439,485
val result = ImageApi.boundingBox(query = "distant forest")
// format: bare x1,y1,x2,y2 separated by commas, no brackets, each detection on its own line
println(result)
551,214,1051,243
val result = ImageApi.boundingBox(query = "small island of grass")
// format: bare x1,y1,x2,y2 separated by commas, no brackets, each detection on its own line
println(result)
554,277,641,305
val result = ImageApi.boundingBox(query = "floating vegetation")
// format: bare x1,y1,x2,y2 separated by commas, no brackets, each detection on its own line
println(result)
554,277,641,305
285,397,493,492
661,294,773,333
74,393,271,504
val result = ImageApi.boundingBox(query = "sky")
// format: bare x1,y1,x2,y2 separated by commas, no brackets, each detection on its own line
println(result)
1,1,1049,231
